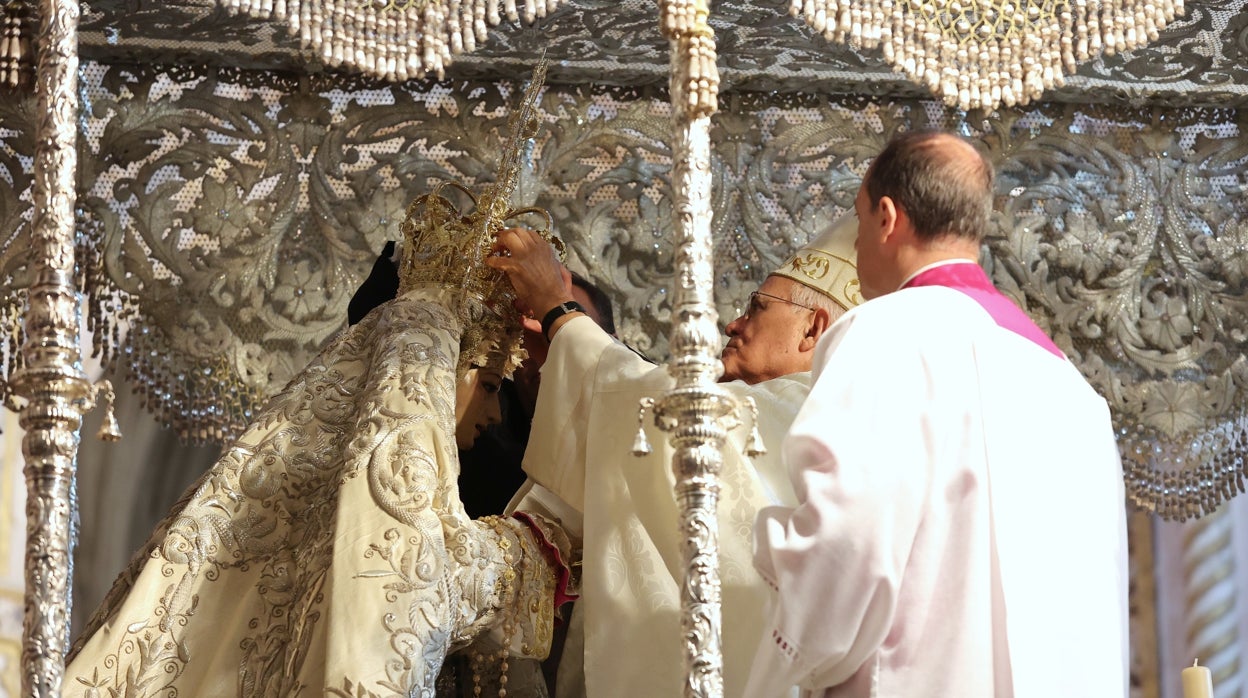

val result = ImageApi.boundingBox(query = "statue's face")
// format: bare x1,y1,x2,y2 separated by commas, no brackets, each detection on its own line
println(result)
454,366,503,450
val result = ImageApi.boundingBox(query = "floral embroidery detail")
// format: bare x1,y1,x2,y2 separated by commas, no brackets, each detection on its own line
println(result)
66,288,571,697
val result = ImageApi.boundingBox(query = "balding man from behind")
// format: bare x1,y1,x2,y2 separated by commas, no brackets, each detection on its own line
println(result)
488,217,861,698
747,130,1128,697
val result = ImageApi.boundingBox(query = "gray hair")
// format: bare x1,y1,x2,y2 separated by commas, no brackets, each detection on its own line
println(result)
789,282,849,324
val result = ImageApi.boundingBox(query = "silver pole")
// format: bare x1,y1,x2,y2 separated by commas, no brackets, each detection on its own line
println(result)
10,0,86,693
656,1,726,696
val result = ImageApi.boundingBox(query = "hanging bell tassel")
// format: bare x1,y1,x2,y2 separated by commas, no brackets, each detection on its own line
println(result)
94,379,122,442
632,397,654,456
744,397,765,457
631,428,651,457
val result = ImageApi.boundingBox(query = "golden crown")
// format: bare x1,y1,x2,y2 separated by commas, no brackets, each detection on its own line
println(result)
396,59,562,377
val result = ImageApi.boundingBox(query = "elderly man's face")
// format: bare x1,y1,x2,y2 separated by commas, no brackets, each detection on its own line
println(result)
720,275,817,385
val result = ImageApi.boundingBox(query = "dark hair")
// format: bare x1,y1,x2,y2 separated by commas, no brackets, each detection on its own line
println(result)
348,241,400,326
570,270,616,336
864,130,994,243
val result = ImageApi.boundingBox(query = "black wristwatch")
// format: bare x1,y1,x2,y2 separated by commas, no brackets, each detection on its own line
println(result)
541,300,586,341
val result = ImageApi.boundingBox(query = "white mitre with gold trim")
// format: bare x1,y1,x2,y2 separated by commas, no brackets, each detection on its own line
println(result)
771,211,863,311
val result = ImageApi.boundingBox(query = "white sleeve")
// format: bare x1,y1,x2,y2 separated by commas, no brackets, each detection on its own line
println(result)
522,315,657,512
746,308,932,696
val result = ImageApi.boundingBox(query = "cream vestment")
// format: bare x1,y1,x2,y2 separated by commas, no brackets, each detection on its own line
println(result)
516,315,808,698
67,287,569,697
749,285,1129,697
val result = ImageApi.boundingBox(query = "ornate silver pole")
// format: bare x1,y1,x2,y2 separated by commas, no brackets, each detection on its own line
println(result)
9,0,86,694
654,2,726,696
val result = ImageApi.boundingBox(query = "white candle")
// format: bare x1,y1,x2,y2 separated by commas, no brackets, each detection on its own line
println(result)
1181,659,1213,698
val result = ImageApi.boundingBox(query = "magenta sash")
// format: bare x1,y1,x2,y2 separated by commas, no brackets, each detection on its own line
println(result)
902,262,1065,359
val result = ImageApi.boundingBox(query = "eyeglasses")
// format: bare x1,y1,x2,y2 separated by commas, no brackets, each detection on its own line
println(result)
746,290,815,316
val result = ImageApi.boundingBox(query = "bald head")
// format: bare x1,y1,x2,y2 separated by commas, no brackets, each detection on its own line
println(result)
863,130,994,244
852,131,996,299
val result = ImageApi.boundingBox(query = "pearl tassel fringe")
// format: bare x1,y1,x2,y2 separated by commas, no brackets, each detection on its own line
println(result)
1,1,31,91
660,0,720,117
222,0,564,82
787,0,1185,111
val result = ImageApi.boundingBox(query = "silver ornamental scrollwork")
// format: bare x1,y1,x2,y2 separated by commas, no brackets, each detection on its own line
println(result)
2,67,1244,520
1,66,1245,698
982,109,1248,519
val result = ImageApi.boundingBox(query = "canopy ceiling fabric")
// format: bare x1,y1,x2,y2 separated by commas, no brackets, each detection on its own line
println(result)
70,0,1248,107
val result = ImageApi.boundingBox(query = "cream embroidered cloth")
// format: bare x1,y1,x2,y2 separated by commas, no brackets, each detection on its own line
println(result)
517,316,808,698
67,287,566,697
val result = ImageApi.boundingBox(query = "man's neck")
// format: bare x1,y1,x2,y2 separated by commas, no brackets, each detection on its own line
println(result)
899,258,979,289
894,244,979,291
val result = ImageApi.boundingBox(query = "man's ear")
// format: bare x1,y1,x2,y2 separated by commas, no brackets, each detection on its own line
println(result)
799,307,832,352
877,195,900,243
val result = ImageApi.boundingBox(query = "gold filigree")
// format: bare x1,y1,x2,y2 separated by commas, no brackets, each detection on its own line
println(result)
787,254,830,280
397,59,559,379
844,278,864,307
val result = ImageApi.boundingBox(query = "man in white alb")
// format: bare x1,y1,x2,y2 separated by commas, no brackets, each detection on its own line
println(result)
487,216,861,698
748,130,1129,697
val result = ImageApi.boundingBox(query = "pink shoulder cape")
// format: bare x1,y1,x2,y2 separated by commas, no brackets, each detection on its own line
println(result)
902,263,1065,359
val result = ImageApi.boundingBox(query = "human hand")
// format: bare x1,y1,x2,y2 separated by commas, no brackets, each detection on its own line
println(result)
486,227,575,327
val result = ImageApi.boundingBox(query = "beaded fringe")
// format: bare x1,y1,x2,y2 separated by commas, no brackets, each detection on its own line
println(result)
659,0,719,117
787,0,1186,111
1121,413,1248,522
222,0,564,82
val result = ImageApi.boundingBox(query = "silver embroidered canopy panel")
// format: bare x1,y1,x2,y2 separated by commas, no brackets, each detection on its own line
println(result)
1,65,1245,522
0,4,1245,506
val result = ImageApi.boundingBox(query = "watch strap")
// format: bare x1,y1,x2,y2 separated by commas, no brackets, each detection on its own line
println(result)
541,300,586,341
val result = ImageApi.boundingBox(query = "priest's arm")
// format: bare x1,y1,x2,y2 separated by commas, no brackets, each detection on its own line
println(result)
521,315,669,511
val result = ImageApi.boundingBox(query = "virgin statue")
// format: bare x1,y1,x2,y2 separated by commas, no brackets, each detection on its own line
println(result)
63,178,577,697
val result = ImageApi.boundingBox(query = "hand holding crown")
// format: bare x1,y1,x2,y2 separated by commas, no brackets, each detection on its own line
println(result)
488,226,576,335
